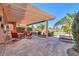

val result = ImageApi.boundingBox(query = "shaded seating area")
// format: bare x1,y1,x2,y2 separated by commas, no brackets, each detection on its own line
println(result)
11,30,19,40
24,31,32,39
11,29,33,40
0,3,55,44
37,32,46,38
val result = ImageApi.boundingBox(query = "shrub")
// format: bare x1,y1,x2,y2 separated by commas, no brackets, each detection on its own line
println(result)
72,12,79,51
38,31,41,35
16,27,25,33
48,31,54,36
27,27,32,31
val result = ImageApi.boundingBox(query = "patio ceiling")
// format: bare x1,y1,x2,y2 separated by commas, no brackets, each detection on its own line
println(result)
1,3,55,25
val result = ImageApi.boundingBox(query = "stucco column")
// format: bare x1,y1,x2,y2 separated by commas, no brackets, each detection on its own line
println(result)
45,21,48,39
13,23,16,30
32,25,34,31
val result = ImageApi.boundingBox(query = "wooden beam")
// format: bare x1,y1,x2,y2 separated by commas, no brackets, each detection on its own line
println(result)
8,4,54,19
1,4,14,23
1,3,55,25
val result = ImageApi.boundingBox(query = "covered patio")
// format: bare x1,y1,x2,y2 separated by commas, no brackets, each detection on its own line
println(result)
0,3,74,56
0,3,55,40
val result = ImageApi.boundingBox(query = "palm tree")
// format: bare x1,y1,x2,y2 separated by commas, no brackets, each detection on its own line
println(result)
37,24,45,32
27,25,34,31
54,12,77,34
54,16,67,28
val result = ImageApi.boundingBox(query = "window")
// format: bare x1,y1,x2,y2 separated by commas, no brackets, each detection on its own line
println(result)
0,16,2,22
0,16,4,29
1,23,4,29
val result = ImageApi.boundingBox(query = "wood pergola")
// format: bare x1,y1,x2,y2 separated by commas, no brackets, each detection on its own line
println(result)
0,3,55,38
0,3,55,24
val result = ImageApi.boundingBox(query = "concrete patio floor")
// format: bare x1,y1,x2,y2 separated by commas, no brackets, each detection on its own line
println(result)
0,36,74,56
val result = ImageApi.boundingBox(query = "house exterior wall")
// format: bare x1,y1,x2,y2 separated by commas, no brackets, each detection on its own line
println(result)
0,5,6,44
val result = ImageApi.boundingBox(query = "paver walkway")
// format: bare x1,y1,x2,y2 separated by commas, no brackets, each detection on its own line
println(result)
0,36,74,56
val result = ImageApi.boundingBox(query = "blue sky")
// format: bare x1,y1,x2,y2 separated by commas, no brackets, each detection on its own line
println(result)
33,3,79,28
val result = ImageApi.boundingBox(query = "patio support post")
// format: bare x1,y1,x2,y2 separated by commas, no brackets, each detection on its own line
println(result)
45,21,48,40
32,24,33,31
13,23,16,30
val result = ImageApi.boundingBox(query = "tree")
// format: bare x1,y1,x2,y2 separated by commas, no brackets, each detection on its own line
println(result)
54,16,68,28
37,24,45,32
72,12,79,51
54,12,77,33
27,25,34,31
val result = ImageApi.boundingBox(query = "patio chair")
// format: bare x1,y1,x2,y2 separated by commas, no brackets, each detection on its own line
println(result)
11,30,19,41
24,31,32,39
